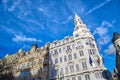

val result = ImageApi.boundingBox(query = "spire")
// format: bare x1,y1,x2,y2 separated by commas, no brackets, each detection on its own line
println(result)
112,32,120,42
74,13,83,25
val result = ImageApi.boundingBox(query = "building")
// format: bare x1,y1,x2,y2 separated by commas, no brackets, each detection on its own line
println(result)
0,43,49,80
49,14,111,80
0,14,112,80
112,32,120,79
14,43,49,80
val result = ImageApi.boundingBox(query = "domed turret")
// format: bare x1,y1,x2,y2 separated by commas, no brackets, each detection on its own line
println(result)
112,32,120,79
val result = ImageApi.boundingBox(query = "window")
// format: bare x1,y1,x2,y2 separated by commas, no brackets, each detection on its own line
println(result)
77,41,81,44
82,61,87,69
68,54,72,61
60,57,62,63
18,65,20,70
60,68,63,75
79,50,84,56
65,66,68,74
64,56,67,61
50,51,52,54
26,70,30,76
74,53,77,59
59,48,62,53
95,72,103,78
95,72,99,78
67,45,71,50
54,49,58,55
50,69,54,78
92,49,96,54
54,69,59,76
86,38,93,45
76,45,83,50
33,61,36,65
33,70,37,75
39,52,42,55
72,44,75,49
21,64,25,69
78,76,81,80
88,49,96,55
75,34,79,37
21,72,24,77
70,65,74,72
63,47,66,51
39,59,42,64
76,64,80,71
29,62,33,66
67,78,70,80
72,77,76,80
55,58,58,64
85,74,90,80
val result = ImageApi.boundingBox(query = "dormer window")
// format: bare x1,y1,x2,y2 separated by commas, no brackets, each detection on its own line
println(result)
86,38,93,45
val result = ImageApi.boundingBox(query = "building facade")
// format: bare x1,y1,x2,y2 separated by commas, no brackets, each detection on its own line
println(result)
14,43,49,80
49,14,110,80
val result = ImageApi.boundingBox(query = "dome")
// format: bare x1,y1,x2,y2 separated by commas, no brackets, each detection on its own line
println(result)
112,32,120,42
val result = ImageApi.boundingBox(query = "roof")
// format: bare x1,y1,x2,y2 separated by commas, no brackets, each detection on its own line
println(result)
112,32,120,42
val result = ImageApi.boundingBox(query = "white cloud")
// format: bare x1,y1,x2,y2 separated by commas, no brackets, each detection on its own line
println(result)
93,21,113,45
12,34,42,43
38,8,50,17
62,16,72,24
104,44,116,54
97,35,110,45
8,0,21,11
52,16,72,24
93,27,108,37
85,0,111,16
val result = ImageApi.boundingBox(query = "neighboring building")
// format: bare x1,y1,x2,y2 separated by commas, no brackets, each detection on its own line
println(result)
0,53,18,80
49,14,110,80
13,43,49,80
0,14,112,80
112,32,120,80
0,43,50,80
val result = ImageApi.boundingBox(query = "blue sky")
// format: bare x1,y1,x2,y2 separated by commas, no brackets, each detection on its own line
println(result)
0,0,119,72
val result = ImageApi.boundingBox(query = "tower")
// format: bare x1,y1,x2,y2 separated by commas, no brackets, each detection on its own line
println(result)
112,32,120,79
73,13,94,39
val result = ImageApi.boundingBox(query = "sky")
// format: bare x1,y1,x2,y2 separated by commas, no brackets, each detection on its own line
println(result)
0,0,119,72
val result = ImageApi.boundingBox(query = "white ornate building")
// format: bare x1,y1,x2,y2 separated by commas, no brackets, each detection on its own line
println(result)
49,14,110,80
